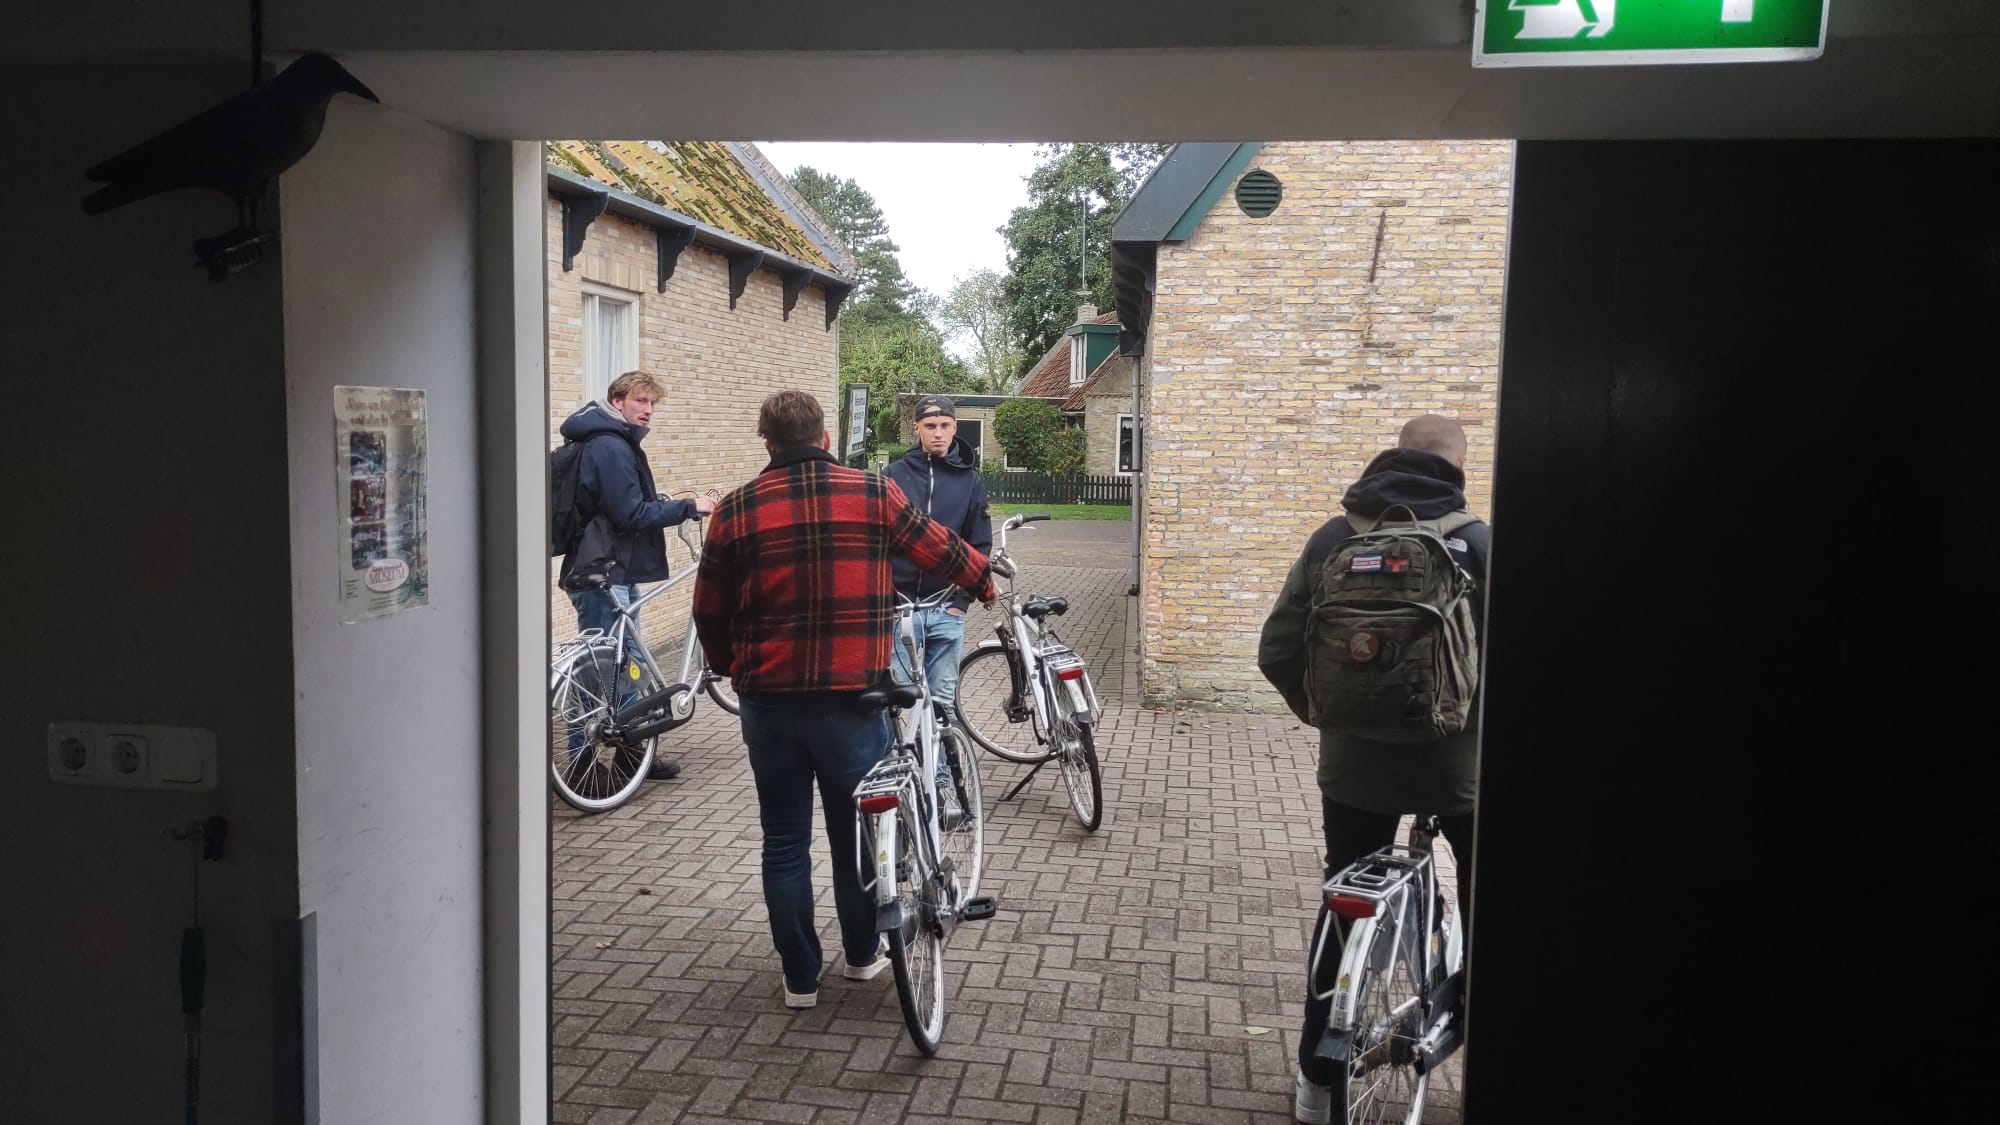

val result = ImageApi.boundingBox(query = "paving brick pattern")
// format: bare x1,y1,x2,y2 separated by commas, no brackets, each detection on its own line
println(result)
552,525,1462,1123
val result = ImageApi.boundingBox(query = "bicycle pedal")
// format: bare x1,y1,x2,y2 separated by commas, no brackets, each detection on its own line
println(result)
958,896,998,922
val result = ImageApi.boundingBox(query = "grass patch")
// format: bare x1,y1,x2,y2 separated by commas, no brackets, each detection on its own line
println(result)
989,503,1131,522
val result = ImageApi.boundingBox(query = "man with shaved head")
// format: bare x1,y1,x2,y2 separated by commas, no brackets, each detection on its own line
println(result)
1257,414,1490,1125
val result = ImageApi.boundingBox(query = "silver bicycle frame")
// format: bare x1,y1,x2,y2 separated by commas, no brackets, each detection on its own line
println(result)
985,515,1100,740
552,509,715,713
1308,842,1441,1033
855,587,955,906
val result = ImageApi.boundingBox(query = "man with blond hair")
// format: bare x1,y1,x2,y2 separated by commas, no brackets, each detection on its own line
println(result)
556,370,716,781
694,390,996,1011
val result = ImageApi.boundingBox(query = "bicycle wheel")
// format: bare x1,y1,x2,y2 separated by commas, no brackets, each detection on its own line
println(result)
549,640,657,814
937,726,984,901
1339,912,1430,1125
704,667,739,715
1053,718,1104,832
954,643,1046,764
886,809,946,1054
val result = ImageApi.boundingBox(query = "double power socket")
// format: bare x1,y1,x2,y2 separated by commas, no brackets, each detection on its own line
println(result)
47,721,217,791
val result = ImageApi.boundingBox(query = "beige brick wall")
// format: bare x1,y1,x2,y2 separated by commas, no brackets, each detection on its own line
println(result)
547,198,839,652
1139,140,1512,710
1083,359,1137,476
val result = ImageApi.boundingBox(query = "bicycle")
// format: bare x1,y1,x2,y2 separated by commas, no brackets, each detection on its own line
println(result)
852,587,995,1054
951,513,1106,831
1304,816,1467,1124
548,496,738,814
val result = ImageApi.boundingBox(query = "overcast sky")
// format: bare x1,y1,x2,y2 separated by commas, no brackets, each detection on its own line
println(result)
756,142,1043,299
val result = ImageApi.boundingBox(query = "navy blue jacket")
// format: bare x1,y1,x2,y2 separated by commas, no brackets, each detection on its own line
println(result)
557,400,699,585
882,436,991,612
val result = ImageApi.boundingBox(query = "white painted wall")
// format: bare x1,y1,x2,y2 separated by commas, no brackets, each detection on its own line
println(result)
281,99,485,1122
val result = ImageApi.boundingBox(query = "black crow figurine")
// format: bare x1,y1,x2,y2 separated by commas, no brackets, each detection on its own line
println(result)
83,52,378,218
82,52,378,278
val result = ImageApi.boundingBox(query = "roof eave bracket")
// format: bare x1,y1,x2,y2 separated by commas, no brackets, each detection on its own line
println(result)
727,249,765,309
780,267,812,321
559,188,611,272
823,284,851,330
656,225,696,291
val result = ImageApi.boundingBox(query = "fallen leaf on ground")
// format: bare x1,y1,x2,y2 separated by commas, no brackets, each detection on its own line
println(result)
1245,1026,1273,1036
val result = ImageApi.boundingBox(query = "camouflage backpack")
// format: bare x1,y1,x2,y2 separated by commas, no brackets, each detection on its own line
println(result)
1303,506,1482,741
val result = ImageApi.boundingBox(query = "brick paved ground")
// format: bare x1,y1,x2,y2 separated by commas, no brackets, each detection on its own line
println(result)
551,522,1462,1123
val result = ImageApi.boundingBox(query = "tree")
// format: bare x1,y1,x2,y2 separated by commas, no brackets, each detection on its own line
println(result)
789,166,918,319
993,399,1076,474
789,165,962,458
841,313,972,452
938,268,1023,394
998,143,1169,369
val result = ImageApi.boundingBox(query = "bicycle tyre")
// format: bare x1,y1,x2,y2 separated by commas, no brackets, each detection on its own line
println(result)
886,810,946,1055
954,643,1047,764
549,640,657,814
704,669,740,715
938,726,984,901
1337,911,1430,1125
1055,720,1104,832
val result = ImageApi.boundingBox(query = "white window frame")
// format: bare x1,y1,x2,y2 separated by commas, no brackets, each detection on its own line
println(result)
1068,333,1087,386
580,281,640,405
1002,443,1029,472
1116,413,1141,475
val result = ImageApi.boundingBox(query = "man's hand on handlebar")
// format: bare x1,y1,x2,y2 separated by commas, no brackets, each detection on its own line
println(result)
693,495,718,516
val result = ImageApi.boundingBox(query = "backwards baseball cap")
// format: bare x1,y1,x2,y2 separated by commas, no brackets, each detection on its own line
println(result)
913,394,957,420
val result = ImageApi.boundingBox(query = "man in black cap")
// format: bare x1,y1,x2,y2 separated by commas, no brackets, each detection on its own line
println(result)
882,394,992,827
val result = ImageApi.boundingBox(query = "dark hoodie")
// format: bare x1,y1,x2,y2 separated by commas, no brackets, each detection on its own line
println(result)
1256,448,1491,816
881,435,992,612
557,400,699,586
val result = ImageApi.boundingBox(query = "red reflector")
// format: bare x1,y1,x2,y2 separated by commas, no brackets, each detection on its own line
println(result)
1056,666,1084,681
857,794,900,814
1324,894,1377,920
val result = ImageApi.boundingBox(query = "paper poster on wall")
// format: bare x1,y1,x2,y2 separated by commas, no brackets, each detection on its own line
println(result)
334,386,429,622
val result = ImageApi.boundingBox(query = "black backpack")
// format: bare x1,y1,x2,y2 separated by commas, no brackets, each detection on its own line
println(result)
549,434,611,556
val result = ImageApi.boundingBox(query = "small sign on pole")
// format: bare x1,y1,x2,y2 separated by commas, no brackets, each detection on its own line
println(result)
844,385,869,460
1473,0,1828,68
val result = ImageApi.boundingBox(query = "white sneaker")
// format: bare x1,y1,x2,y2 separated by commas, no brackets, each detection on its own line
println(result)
1293,1071,1333,1125
843,939,891,981
783,982,818,1009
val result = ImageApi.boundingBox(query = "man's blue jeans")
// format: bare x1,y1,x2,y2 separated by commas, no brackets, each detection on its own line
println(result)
566,584,640,760
891,605,965,784
739,695,891,992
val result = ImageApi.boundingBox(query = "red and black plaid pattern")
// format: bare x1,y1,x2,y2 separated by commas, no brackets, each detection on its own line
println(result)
693,446,992,695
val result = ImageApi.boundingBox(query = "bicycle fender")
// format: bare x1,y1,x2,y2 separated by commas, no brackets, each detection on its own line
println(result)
1329,915,1381,1032
1312,1026,1359,1065
875,900,919,947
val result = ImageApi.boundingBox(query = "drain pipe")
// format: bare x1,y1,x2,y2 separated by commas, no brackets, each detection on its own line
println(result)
1128,355,1142,598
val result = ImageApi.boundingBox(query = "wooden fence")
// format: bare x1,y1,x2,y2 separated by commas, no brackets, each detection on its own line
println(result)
983,472,1131,505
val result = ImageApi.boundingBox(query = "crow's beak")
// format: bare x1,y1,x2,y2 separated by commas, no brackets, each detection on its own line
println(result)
343,73,381,104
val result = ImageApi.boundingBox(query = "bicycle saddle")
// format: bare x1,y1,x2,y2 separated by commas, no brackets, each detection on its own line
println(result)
1022,596,1069,619
858,681,925,711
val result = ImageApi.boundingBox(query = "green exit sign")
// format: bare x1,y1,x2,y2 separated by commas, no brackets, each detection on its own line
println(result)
1474,0,1828,67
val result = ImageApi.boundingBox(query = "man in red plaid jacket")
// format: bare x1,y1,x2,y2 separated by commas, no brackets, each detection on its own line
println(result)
693,390,996,1010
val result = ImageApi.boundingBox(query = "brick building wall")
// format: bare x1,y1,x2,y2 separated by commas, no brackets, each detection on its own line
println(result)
1138,140,1512,710
547,197,839,650
1083,359,1137,476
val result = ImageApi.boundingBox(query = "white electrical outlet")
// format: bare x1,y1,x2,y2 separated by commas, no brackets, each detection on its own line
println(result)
46,722,217,791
